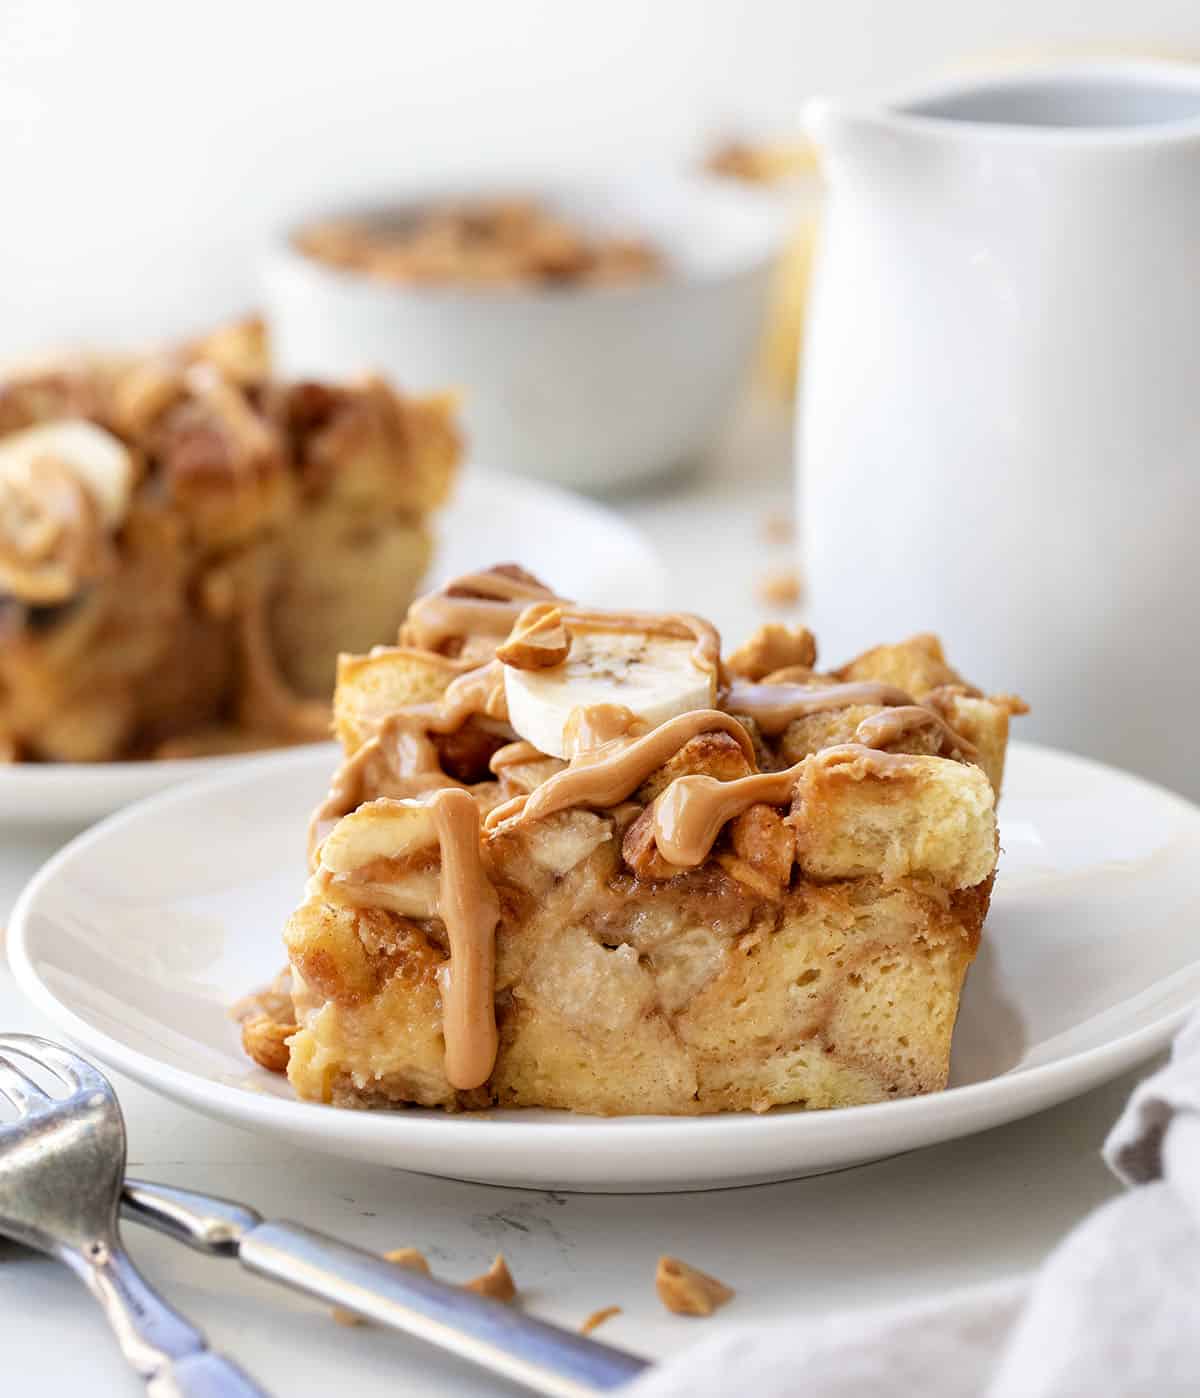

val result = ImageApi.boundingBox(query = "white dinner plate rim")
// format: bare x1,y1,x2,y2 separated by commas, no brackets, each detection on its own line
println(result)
7,739,1196,1164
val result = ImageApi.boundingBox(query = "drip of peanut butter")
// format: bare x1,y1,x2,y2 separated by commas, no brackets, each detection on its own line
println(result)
485,709,756,830
309,659,511,857
651,702,975,868
562,702,644,756
654,769,801,865
652,740,929,867
488,739,544,771
403,570,562,651
853,705,977,761
430,787,501,1090
722,679,914,736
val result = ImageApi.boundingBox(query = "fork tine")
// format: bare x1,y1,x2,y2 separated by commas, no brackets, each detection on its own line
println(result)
0,1052,51,1113
0,1034,108,1096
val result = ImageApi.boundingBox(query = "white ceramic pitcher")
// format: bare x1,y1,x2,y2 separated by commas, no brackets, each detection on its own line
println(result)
801,62,1200,798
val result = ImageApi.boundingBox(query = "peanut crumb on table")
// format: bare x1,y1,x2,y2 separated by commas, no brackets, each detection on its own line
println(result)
332,1248,431,1325
655,1256,735,1317
580,1305,622,1335
464,1253,517,1303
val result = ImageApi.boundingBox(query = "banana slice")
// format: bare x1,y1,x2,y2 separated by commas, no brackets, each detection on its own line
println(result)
503,626,716,759
319,796,439,875
0,419,134,528
319,796,442,918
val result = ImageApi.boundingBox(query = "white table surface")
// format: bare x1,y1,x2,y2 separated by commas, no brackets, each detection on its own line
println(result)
0,400,1161,1396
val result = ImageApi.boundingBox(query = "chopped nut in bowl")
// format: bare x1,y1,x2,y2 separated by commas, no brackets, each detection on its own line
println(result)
265,176,787,491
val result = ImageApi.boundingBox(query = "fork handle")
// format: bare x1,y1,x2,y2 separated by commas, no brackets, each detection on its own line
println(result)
147,1352,269,1398
69,1239,270,1397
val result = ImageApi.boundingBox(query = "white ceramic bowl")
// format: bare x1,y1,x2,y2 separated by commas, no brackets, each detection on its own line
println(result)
262,176,784,491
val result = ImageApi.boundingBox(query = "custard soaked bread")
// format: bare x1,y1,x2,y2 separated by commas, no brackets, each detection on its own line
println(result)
249,566,1023,1115
0,319,459,761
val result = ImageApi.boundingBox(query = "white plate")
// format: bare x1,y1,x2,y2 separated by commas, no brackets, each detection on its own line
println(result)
0,466,665,826
10,741,1200,1193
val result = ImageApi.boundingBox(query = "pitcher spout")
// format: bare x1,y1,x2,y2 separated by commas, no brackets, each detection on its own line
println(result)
804,97,925,189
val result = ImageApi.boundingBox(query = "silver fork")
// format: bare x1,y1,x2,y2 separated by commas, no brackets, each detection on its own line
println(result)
0,1035,651,1397
0,1032,269,1396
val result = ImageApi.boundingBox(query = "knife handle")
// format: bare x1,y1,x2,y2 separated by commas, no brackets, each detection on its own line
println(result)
123,1180,648,1398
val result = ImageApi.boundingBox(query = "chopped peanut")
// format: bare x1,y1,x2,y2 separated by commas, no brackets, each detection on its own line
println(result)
656,1256,734,1317
729,804,795,888
580,1305,622,1335
496,603,571,670
240,1015,296,1075
332,1248,431,1325
622,803,679,881
726,623,816,682
464,1253,517,1303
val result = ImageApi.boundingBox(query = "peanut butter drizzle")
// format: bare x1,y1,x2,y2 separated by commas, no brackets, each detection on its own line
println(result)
484,709,756,830
403,571,562,651
427,787,501,1090
562,702,644,755
488,739,544,771
854,705,977,761
653,702,977,868
722,679,914,736
652,739,930,867
309,660,511,856
654,768,802,866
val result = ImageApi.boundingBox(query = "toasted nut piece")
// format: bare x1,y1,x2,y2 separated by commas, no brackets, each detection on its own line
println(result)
333,1247,431,1325
655,1256,734,1317
464,1253,517,1303
496,603,571,670
714,852,785,900
384,1247,432,1272
717,803,796,894
580,1305,622,1335
756,567,803,609
637,731,753,803
229,967,293,1025
622,803,679,881
726,623,816,681
836,633,967,699
760,665,825,685
240,1015,296,1074
730,804,796,884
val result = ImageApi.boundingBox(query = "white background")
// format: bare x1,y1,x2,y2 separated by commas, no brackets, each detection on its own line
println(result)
3,0,1199,354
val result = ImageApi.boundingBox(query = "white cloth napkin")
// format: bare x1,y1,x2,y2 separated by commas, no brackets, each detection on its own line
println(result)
630,1015,1200,1398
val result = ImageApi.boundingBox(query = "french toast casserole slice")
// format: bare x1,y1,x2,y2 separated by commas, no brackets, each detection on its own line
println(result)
0,318,459,762
243,564,1023,1115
